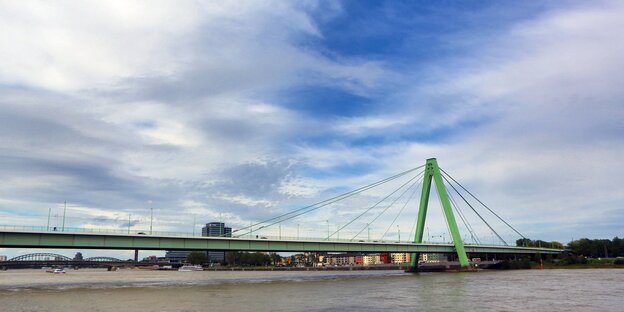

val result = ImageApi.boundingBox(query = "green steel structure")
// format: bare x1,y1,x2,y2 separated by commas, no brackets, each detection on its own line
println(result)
411,158,468,268
0,158,563,266
0,230,560,254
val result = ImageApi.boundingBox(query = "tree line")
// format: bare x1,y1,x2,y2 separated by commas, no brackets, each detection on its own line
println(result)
517,237,624,258
185,251,281,266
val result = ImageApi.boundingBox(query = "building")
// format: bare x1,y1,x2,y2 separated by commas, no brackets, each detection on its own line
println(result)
420,253,448,263
142,255,158,262
0,255,6,261
325,253,357,266
202,222,232,263
164,221,232,263
363,254,380,265
380,253,391,264
164,250,192,263
391,253,411,264
202,222,232,237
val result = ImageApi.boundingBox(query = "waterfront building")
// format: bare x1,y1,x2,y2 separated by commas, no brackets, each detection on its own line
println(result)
380,253,391,264
202,222,232,263
363,254,381,265
142,255,158,262
164,250,193,263
325,253,357,266
420,253,448,263
390,253,411,264
164,221,232,263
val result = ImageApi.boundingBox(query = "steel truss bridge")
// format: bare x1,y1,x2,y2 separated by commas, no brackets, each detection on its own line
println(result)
0,159,562,269
6,253,123,262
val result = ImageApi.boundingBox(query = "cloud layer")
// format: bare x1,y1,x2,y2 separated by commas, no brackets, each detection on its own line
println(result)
1,1,623,257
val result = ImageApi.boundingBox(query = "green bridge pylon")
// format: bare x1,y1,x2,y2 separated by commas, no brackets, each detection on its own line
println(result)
410,158,470,268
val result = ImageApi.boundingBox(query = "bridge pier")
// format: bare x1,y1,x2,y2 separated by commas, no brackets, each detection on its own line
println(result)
134,249,139,262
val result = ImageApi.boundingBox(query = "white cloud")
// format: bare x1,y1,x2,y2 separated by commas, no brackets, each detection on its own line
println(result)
0,1,623,260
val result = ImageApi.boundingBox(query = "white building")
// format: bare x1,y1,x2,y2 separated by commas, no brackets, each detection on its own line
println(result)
391,253,411,264
363,254,380,265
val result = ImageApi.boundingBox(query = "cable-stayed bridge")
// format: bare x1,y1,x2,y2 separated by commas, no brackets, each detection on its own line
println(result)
0,158,561,269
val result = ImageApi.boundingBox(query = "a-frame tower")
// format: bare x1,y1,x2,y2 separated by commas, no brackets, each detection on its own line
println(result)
410,158,470,269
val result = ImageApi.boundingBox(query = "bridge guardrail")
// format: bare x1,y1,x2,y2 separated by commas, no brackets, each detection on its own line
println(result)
0,224,564,250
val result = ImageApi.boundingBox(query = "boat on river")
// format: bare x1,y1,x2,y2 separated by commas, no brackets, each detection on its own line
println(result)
51,268,66,274
178,264,203,272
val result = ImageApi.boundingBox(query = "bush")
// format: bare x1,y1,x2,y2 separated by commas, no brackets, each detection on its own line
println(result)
614,258,624,265
186,252,207,265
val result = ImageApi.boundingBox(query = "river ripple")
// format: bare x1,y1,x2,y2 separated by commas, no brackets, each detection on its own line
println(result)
0,268,622,311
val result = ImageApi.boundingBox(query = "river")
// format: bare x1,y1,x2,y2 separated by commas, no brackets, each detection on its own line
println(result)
0,268,622,311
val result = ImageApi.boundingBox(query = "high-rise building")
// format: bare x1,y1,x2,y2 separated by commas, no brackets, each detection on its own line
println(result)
202,222,232,263
202,222,232,237
164,221,233,263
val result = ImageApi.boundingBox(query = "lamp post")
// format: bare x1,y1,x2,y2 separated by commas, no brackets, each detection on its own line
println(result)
297,223,300,240
337,224,340,240
61,201,67,232
46,208,51,231
128,214,131,234
397,225,401,242
192,215,196,236
367,223,370,241
148,200,154,235
326,220,329,240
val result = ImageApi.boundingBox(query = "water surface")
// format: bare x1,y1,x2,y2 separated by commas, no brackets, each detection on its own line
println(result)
0,269,621,311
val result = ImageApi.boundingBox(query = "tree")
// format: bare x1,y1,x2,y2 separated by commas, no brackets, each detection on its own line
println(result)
73,252,83,261
186,252,207,265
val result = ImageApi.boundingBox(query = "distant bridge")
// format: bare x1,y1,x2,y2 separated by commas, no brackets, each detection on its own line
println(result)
7,253,123,262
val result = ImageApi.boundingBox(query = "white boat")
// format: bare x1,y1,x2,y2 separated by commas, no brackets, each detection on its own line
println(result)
178,264,203,272
51,268,66,274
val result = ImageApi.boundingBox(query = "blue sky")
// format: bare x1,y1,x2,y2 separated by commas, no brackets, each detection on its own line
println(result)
0,1,623,259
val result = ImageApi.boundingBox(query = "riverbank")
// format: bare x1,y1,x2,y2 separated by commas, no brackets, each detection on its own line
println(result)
502,258,624,270
203,265,410,271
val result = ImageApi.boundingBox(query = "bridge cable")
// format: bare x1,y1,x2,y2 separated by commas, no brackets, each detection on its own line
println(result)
231,165,425,237
434,181,454,244
407,192,422,243
440,168,526,239
379,177,423,242
441,173,508,246
233,167,424,238
348,171,424,241
327,170,423,240
447,189,481,244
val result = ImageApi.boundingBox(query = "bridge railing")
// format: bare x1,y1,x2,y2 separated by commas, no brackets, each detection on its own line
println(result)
0,224,563,249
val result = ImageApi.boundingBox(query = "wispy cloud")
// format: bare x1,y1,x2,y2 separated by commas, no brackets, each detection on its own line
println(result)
0,1,622,258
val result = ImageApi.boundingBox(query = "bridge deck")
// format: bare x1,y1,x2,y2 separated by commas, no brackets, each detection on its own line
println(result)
0,230,561,254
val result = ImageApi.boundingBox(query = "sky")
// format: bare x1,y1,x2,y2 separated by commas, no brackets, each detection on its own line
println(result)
0,0,623,259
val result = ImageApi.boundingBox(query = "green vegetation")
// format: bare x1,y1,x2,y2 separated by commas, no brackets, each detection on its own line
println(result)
225,252,281,266
516,238,564,249
186,252,207,265
503,237,624,270
566,237,624,258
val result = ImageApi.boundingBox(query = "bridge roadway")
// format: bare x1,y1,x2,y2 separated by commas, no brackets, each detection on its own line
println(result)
0,230,561,254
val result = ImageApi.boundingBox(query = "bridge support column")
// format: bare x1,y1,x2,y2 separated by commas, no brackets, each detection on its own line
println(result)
410,158,470,270
134,249,139,262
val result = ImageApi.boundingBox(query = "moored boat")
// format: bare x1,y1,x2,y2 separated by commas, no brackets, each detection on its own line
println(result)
178,264,203,271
